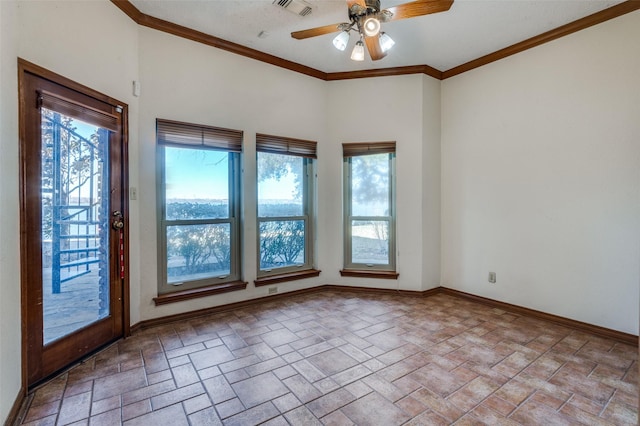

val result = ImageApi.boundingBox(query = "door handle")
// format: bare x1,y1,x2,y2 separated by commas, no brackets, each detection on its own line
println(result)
112,211,124,230
112,210,126,279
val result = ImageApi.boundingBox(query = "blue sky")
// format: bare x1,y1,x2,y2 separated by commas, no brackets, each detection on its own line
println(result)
166,147,296,201
55,117,298,202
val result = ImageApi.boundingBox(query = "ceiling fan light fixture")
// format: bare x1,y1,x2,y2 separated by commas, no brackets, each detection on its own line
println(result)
363,17,381,37
292,0,455,62
379,32,395,52
351,40,365,61
332,31,350,51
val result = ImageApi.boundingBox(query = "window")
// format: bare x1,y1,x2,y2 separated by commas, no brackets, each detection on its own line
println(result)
255,134,319,285
155,119,245,303
342,142,398,278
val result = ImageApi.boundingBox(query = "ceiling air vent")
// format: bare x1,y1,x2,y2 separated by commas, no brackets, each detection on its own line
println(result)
273,0,313,17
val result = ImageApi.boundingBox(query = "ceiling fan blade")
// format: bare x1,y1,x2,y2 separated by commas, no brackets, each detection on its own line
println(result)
385,0,453,21
346,0,366,8
291,23,345,40
365,35,387,61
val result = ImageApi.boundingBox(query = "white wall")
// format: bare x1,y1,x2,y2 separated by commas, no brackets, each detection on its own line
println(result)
0,1,139,421
136,28,330,321
422,75,442,290
135,28,441,319
441,11,640,334
2,1,638,422
326,74,435,291
0,1,21,421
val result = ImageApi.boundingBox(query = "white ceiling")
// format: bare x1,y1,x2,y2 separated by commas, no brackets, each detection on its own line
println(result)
129,0,624,73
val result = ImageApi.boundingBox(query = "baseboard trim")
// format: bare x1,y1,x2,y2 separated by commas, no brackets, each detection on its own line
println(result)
3,385,26,426
323,284,436,297
131,284,433,332
129,284,637,347
13,284,632,425
131,285,326,332
439,287,638,346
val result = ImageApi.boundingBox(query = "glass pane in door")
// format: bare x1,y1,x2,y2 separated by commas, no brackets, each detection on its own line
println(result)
41,108,110,345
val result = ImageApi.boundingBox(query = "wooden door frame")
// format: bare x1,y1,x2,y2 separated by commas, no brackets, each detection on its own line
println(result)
18,58,130,389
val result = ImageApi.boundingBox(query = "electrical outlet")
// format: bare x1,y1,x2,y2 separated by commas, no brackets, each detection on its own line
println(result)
488,272,496,283
268,287,278,295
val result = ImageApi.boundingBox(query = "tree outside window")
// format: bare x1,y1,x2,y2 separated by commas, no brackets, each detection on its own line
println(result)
256,134,316,277
343,142,396,273
157,120,242,293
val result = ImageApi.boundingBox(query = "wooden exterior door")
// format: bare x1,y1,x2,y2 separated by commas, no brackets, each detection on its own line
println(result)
18,59,129,387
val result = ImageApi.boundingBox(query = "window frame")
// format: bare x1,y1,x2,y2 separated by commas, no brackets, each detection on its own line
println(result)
255,134,319,283
155,119,245,301
342,142,397,276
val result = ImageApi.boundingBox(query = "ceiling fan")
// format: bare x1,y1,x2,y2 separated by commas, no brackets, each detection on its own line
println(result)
291,0,454,61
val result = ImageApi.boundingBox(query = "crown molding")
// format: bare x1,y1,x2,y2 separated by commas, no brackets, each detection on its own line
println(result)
326,64,442,81
111,0,639,81
111,0,143,22
442,0,640,79
110,0,327,80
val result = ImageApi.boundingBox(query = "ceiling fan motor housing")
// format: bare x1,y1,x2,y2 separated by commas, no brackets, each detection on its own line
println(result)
291,0,455,61
365,0,381,14
351,0,381,18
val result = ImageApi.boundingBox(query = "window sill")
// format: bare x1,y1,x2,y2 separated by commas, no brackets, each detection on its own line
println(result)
254,269,321,287
153,280,248,306
339,269,399,279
